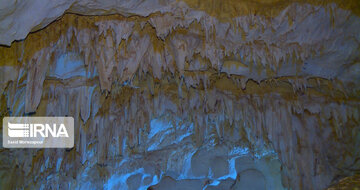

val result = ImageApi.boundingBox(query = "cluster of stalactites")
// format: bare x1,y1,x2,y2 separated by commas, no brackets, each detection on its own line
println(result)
0,3,360,190
1,2,360,105
2,67,359,189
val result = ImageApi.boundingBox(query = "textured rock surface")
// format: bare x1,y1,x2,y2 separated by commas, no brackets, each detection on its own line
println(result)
0,0,360,190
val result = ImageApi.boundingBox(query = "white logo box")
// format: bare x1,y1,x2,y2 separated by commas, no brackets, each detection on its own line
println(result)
3,117,74,148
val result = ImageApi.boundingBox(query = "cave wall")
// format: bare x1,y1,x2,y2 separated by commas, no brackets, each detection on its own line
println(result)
0,0,360,189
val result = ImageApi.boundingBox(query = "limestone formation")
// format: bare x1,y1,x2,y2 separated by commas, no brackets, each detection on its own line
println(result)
0,0,359,189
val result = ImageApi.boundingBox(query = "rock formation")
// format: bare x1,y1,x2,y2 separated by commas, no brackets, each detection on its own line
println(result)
0,0,359,189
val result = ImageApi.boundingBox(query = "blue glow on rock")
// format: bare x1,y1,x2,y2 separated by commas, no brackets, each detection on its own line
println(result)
48,52,96,79
103,167,161,190
148,119,172,139
56,158,62,172
147,119,173,151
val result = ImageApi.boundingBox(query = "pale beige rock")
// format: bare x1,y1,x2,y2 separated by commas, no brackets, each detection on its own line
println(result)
25,48,50,113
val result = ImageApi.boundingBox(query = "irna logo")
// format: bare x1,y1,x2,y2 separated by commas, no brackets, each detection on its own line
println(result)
3,117,74,148
8,123,69,138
